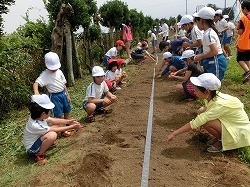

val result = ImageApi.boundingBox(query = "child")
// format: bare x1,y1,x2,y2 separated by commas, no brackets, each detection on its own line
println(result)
116,58,127,84
157,52,186,78
178,15,203,54
223,15,235,58
122,20,133,59
33,52,73,137
105,59,121,91
103,40,125,68
147,30,157,54
131,40,156,64
166,73,250,153
214,9,229,58
158,38,191,55
169,50,201,100
193,7,227,80
236,0,250,83
83,66,117,123
23,94,82,163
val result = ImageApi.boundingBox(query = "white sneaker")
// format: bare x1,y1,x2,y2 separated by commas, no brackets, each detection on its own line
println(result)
115,86,122,90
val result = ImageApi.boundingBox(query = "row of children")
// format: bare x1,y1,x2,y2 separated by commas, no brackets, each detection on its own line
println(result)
163,2,250,153
24,51,118,163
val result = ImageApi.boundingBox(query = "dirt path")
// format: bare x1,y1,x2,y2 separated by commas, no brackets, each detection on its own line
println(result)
31,58,250,187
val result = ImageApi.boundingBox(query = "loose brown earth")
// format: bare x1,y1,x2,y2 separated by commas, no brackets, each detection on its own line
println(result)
30,57,250,187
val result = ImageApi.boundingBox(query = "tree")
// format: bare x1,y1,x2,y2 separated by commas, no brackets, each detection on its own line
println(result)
207,3,220,11
0,0,15,35
99,0,129,47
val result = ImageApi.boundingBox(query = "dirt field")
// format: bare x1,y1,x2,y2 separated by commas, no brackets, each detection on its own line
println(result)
30,57,250,187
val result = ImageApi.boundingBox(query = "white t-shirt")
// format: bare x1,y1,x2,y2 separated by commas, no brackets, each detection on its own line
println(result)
105,69,119,81
226,21,235,37
151,33,157,40
35,69,66,93
202,28,223,55
178,29,186,37
216,18,228,32
105,47,117,57
23,117,51,151
160,23,169,37
84,81,109,101
191,26,203,43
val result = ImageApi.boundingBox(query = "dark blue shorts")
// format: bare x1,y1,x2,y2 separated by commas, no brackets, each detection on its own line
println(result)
50,91,71,118
83,94,105,112
103,55,110,68
152,40,157,47
225,36,233,45
200,54,227,80
27,137,42,155
218,32,227,45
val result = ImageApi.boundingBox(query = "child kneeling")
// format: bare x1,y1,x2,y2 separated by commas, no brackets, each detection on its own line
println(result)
23,94,82,163
83,66,117,123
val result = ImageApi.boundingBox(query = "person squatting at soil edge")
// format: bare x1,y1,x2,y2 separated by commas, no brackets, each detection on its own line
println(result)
147,30,158,54
236,0,250,84
223,15,236,58
83,66,117,123
33,52,74,137
122,20,133,59
103,40,125,68
105,59,125,92
23,94,82,163
169,50,202,101
178,15,203,54
214,9,229,59
157,52,187,78
166,73,250,153
193,7,227,80
130,40,157,64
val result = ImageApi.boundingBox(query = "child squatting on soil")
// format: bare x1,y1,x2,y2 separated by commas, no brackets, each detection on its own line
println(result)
169,50,201,100
83,66,117,123
23,94,82,163
33,52,74,137
166,73,250,153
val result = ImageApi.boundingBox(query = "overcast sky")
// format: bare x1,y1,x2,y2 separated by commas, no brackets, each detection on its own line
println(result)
3,0,238,33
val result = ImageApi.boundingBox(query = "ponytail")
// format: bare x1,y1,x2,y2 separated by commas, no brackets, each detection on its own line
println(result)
204,19,218,34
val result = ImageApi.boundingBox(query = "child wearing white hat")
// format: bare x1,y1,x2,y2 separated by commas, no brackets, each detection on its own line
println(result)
83,66,117,123
33,52,73,137
169,50,201,100
23,94,82,163
223,15,235,57
193,7,227,80
166,73,250,153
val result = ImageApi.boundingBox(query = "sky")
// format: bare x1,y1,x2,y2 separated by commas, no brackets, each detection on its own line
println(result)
3,0,238,34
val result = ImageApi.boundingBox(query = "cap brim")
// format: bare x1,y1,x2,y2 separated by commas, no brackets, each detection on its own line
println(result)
46,64,61,70
193,13,199,17
42,102,55,109
190,77,202,87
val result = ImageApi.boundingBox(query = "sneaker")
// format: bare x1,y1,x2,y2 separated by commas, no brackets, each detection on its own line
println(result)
207,140,222,153
84,114,95,123
243,71,250,84
35,153,47,163
226,56,231,60
206,138,218,146
115,86,122,90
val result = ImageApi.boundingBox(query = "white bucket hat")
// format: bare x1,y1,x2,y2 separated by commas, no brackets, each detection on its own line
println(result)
180,50,195,59
215,9,223,15
223,15,229,19
45,52,61,70
162,52,172,60
92,66,105,77
190,73,221,91
178,15,194,26
31,94,55,109
193,7,215,20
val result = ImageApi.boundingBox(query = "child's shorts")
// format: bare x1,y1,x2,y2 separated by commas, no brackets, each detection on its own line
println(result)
103,55,110,67
27,137,42,155
131,52,144,60
50,91,71,118
237,50,250,62
225,36,233,45
200,54,227,80
83,95,105,112
152,40,157,47
218,32,227,45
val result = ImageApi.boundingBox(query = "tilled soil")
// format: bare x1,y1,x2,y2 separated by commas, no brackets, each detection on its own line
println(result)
30,57,250,187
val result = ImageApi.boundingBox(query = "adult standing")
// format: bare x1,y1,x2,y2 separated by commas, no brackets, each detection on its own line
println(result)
159,19,169,41
122,20,133,59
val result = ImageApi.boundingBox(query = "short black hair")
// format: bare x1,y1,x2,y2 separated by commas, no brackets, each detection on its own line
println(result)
159,41,170,51
29,102,50,120
108,61,118,70
241,0,250,11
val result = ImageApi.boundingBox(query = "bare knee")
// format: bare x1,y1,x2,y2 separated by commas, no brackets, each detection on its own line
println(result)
197,106,206,115
85,103,96,115
42,131,57,142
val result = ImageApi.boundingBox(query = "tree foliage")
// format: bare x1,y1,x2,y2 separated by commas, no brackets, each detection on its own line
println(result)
0,0,15,35
99,0,129,30
45,0,97,30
